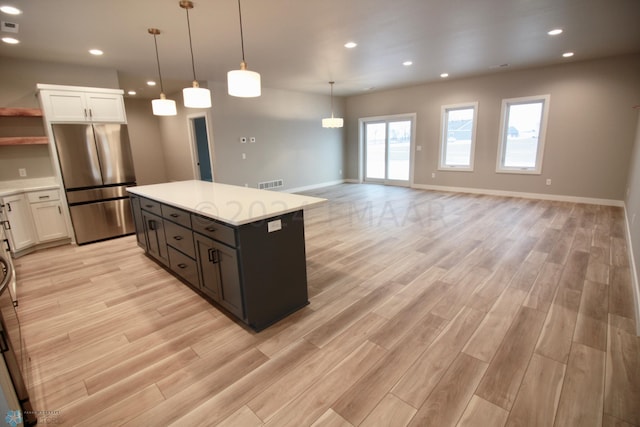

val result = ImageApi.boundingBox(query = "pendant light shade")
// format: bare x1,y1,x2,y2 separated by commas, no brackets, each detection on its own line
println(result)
227,0,261,97
148,28,177,116
152,94,178,116
180,0,211,108
183,81,212,108
322,81,343,128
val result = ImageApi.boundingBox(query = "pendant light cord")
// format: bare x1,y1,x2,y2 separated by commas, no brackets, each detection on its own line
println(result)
330,81,335,118
237,0,246,62
184,6,198,81
152,33,166,94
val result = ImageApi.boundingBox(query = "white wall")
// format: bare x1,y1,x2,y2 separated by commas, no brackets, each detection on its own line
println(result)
345,53,640,202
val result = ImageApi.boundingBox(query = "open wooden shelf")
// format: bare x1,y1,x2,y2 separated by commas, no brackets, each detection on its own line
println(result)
0,136,49,146
0,107,47,146
0,107,43,117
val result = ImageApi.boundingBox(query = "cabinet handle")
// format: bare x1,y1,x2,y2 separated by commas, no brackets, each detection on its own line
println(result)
58,206,62,214
205,226,216,232
208,248,219,264
84,108,88,118
173,235,183,241
148,219,156,231
6,203,11,212
177,263,187,269
39,195,50,200
3,239,10,252
2,221,10,231
89,109,93,118
170,213,179,218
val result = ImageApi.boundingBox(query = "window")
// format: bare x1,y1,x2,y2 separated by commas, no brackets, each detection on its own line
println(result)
439,102,478,171
496,95,550,174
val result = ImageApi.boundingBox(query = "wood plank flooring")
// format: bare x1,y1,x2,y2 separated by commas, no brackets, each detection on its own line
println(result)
13,183,640,426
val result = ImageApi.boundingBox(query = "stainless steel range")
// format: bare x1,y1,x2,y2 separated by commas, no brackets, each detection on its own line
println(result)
51,123,137,245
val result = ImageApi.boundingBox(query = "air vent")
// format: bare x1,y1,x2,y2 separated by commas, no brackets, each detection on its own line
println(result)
258,179,283,190
1,21,19,33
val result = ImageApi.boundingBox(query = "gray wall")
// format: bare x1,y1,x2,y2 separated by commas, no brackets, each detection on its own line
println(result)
625,110,640,330
0,56,122,181
123,98,168,185
158,82,345,190
345,53,640,201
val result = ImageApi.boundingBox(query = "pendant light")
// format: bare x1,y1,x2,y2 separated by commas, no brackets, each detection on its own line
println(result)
322,81,343,128
148,28,177,116
227,0,261,97
180,0,211,108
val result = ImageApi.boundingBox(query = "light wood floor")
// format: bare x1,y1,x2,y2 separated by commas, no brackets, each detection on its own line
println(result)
14,183,640,426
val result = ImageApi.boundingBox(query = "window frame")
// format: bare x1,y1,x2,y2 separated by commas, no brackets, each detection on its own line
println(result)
438,102,479,172
496,94,550,175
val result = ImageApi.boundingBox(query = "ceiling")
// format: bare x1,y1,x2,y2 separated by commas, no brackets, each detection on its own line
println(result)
1,0,640,99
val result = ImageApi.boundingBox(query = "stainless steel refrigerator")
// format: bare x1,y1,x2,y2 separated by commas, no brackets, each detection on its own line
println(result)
52,124,136,245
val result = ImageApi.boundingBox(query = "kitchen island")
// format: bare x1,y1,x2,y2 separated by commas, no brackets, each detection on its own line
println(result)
127,180,326,331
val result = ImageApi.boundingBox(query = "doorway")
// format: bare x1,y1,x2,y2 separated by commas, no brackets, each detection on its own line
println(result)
188,114,213,182
360,114,415,186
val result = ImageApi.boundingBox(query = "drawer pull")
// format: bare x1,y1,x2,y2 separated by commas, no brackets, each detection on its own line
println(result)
177,263,187,269
170,213,180,218
205,226,216,232
39,195,50,199
145,204,154,209
173,235,184,241
208,248,220,264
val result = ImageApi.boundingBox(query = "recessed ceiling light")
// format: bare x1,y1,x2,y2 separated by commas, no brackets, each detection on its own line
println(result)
0,5,22,15
89,49,104,56
440,73,449,78
403,61,413,66
562,51,574,58
344,42,357,49
127,90,137,96
548,29,563,36
1,37,19,44
147,81,156,86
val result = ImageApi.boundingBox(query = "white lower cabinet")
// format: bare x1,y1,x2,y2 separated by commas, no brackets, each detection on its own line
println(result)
1,189,69,254
30,200,68,242
1,193,36,252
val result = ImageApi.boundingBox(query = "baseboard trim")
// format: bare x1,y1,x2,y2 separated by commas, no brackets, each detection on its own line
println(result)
624,205,640,335
283,179,346,194
411,183,624,207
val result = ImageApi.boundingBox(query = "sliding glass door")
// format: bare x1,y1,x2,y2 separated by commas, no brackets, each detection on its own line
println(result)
363,116,414,185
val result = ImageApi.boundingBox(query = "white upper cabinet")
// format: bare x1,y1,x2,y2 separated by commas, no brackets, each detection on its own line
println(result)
37,84,127,123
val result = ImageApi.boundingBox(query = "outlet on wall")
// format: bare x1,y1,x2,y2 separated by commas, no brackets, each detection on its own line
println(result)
18,168,27,177
546,179,552,186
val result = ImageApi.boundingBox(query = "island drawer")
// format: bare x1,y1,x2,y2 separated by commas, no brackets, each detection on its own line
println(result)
164,220,195,258
168,247,199,289
139,198,162,216
161,204,192,228
192,215,236,247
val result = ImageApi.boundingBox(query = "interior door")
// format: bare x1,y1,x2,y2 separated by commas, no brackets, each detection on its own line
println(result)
364,116,413,186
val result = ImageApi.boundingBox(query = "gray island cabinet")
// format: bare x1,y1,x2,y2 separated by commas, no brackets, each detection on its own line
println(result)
128,180,326,331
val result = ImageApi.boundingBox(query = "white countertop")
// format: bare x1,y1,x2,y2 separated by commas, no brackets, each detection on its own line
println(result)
127,180,327,226
0,177,60,197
